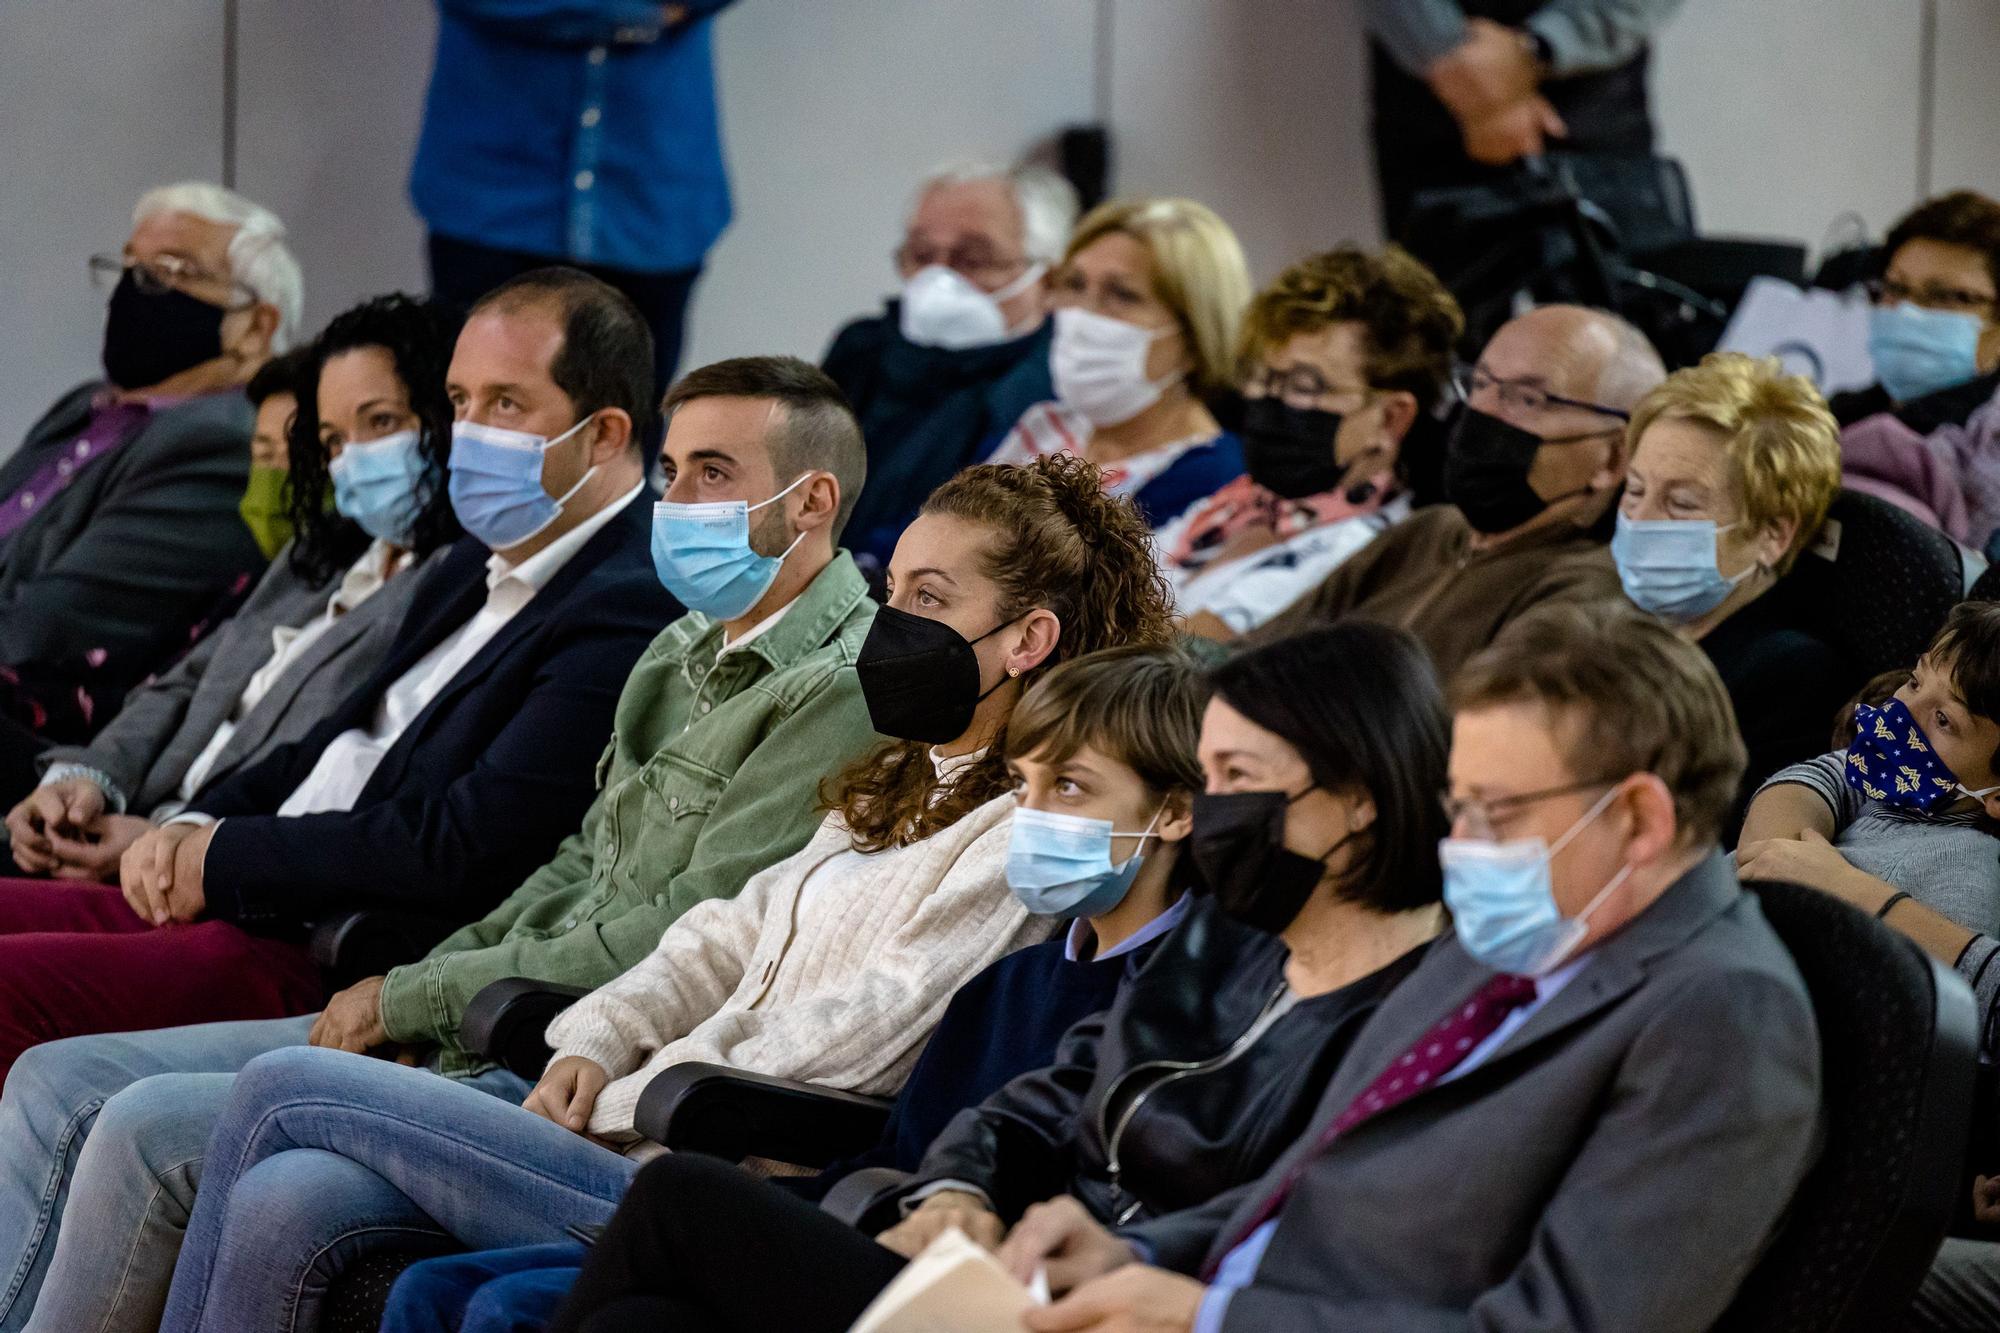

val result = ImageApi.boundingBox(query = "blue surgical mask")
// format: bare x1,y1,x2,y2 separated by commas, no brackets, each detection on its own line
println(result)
328,430,429,545
651,472,811,620
1440,785,1632,976
1869,302,1983,403
1005,804,1162,918
448,417,598,551
1611,512,1751,622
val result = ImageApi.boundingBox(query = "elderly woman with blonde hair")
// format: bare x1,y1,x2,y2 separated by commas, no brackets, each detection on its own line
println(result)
987,197,1252,528
1612,350,1848,824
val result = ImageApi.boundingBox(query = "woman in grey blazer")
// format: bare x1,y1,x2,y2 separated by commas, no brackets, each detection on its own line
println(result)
3,294,465,881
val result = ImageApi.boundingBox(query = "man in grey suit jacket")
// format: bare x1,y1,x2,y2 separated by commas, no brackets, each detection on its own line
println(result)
1003,603,1824,1333
0,182,302,762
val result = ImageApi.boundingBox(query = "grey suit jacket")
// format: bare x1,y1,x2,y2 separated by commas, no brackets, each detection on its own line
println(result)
36,543,446,814
0,382,265,707
1127,853,1824,1333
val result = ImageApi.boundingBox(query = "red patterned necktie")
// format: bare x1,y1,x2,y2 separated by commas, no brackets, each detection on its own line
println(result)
1200,972,1540,1279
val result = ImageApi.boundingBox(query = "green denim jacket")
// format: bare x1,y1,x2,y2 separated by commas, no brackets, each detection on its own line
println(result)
381,552,881,1069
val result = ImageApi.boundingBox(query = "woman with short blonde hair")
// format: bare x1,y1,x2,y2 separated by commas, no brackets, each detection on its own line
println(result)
988,197,1253,529
1612,351,1849,828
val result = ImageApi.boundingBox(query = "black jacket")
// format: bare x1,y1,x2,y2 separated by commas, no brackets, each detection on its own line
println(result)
821,306,1053,564
194,491,681,931
1828,368,2000,433
888,898,1428,1230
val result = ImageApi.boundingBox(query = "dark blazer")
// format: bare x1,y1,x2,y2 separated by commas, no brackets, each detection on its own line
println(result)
896,900,1426,1231
822,308,1054,565
1127,854,1823,1333
34,542,446,814
0,384,264,721
193,491,680,931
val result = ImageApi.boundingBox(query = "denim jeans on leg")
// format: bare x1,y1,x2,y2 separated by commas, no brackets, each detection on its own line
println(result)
0,1015,315,1333
160,1046,636,1333
381,1242,587,1333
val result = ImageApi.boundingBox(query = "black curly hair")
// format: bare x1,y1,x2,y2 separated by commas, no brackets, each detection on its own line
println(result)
285,293,464,585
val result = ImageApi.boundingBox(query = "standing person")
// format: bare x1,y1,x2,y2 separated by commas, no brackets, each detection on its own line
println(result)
825,160,1079,567
1362,0,1686,244
414,0,734,392
0,183,302,763
988,198,1252,530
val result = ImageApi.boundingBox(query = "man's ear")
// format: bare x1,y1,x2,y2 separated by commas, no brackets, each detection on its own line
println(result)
1375,390,1419,445
586,409,634,462
228,303,280,365
792,470,840,536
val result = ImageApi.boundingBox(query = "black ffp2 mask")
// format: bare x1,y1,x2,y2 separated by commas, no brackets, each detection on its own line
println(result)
855,603,1016,745
100,270,226,391
1242,396,1345,500
1189,788,1353,936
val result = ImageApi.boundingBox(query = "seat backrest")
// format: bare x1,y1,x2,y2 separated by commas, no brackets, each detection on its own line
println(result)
1717,881,1978,1332
1789,490,1963,681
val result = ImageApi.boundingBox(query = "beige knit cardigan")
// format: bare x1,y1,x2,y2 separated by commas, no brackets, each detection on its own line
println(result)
545,793,1051,1137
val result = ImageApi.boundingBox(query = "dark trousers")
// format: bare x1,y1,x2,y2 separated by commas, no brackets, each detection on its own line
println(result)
549,1154,906,1333
425,233,701,400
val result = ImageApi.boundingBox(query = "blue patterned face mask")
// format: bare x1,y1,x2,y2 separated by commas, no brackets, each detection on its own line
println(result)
1844,698,2000,811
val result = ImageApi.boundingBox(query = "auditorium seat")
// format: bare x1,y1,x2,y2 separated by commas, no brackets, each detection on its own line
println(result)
1789,490,1965,681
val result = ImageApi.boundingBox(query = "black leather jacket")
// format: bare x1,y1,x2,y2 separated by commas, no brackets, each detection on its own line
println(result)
890,898,1429,1229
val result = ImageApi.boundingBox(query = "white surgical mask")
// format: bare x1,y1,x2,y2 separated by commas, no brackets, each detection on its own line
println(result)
1050,307,1183,426
899,263,1045,350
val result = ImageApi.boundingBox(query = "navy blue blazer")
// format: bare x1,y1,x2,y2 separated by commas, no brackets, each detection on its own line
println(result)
193,491,679,931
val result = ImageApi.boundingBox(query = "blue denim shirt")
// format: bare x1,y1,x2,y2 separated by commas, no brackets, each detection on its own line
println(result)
411,0,734,272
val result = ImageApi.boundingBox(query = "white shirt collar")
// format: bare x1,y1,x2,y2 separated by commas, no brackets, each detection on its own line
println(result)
484,481,643,593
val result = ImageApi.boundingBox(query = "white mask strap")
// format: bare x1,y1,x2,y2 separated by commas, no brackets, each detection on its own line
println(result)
747,471,813,514
989,261,1047,306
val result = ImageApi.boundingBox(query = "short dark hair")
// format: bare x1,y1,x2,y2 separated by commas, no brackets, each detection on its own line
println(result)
471,267,657,448
663,355,868,540
1005,644,1207,797
1209,621,1449,914
246,345,313,408
1885,191,2000,290
1454,601,1746,848
1929,601,2000,762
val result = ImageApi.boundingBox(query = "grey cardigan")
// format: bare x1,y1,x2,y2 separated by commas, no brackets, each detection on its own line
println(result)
37,543,444,814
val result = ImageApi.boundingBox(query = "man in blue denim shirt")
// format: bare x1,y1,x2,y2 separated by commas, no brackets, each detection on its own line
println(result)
414,0,735,391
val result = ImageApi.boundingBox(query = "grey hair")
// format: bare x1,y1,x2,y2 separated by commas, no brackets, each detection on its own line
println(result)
911,161,1080,266
133,182,305,351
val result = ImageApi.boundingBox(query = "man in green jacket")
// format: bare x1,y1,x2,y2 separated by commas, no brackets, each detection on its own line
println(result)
0,353,885,1333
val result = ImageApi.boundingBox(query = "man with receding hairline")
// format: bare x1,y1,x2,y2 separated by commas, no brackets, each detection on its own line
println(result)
1249,304,1663,678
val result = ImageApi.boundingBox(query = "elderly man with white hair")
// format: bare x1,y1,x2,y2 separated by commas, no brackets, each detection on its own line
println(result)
0,182,302,782
823,159,1079,564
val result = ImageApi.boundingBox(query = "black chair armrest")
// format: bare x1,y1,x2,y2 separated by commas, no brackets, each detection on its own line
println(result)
308,910,461,991
459,978,591,1079
634,1062,893,1169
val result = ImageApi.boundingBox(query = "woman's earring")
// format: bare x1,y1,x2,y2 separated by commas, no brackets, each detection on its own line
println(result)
1007,665,1020,677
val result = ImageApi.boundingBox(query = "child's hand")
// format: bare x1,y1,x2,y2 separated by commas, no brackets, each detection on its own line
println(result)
1737,830,1883,906
524,1056,609,1135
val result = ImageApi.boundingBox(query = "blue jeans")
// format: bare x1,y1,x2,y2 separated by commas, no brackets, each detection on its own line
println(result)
159,1046,637,1333
382,1243,587,1333
0,1014,315,1333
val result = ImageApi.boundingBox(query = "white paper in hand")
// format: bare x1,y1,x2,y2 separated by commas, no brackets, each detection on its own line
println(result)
848,1227,1049,1333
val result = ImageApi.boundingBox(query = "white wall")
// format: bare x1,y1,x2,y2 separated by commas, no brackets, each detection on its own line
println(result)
3,0,1996,451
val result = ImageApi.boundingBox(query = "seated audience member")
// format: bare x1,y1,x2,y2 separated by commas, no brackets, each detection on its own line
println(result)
0,350,884,1331
1157,245,1463,641
0,268,679,1085
1246,304,1663,680
530,602,1823,1333
146,457,1177,1333
4,295,464,883
528,619,1452,1333
0,183,302,762
1830,190,2000,431
1613,352,1847,829
988,198,1252,528
826,160,1079,565
1841,382,2000,559
233,346,310,559
378,641,1207,1333
1739,600,2000,1016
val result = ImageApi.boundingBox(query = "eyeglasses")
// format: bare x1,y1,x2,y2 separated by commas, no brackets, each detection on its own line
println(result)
1454,365,1631,422
893,243,1033,287
1245,365,1376,410
1868,277,1998,317
88,253,256,309
1439,778,1614,841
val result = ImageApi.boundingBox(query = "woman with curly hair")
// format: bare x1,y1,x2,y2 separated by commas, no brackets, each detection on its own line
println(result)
3,293,462,888
154,454,1178,1333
